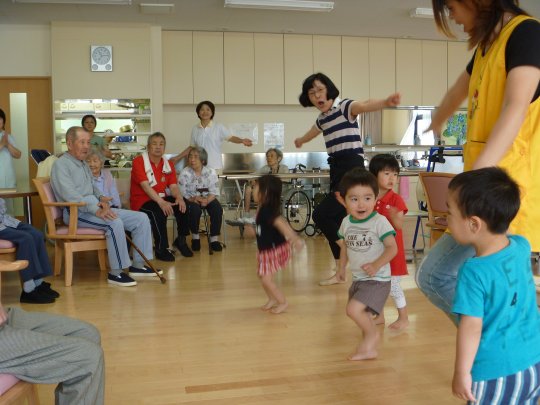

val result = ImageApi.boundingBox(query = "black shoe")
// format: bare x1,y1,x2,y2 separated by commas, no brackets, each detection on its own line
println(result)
191,239,201,252
174,238,193,257
155,249,175,262
36,281,60,298
210,241,223,252
20,289,55,304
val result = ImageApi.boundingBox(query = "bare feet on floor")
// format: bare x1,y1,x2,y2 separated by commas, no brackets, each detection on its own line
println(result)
319,272,346,286
261,299,277,311
388,318,409,330
270,302,288,314
348,332,380,361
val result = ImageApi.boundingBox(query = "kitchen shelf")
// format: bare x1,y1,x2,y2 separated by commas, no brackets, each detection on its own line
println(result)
54,113,151,119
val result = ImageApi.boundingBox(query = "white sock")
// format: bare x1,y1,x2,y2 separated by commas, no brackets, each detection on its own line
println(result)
192,234,200,240
210,236,219,242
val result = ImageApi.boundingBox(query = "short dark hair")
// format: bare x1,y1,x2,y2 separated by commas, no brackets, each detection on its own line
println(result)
369,154,400,176
338,168,378,198
196,100,215,120
257,175,283,220
0,108,6,129
448,167,520,234
298,73,340,107
81,114,97,126
147,131,166,147
432,0,528,50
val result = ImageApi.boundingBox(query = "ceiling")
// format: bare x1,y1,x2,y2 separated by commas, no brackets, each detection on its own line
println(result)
1,0,539,41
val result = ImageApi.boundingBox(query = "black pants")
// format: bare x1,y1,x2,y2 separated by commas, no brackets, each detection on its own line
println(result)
139,196,189,251
185,198,223,237
313,154,365,260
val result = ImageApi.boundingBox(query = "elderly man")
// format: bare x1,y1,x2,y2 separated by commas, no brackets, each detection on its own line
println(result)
51,126,160,287
0,260,104,404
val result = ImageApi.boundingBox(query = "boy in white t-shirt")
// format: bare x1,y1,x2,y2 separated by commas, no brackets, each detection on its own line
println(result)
335,168,397,361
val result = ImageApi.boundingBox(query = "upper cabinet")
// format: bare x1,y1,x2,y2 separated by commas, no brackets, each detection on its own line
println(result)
224,32,254,104
313,35,342,91
369,38,396,99
254,33,284,105
422,41,448,106
162,31,193,104
396,39,422,106
342,37,369,99
284,35,313,105
193,32,224,104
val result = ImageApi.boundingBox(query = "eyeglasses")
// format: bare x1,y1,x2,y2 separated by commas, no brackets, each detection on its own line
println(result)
308,86,327,97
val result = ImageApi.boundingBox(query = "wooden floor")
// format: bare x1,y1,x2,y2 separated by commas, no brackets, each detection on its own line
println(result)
0,229,462,405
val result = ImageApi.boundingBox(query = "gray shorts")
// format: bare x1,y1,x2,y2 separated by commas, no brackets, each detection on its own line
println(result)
348,280,391,315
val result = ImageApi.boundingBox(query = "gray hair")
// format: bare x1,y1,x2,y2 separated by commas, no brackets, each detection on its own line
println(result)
147,131,166,147
266,148,283,162
86,149,105,163
66,126,88,143
189,146,208,166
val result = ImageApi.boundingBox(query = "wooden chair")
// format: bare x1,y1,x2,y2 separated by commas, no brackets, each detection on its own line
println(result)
0,240,16,263
418,172,456,246
32,177,108,287
0,259,41,405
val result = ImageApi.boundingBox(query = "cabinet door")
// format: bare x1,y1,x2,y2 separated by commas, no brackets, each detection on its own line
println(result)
162,31,193,104
284,34,313,105
448,41,472,108
224,32,254,104
313,35,341,90
422,41,448,106
369,38,396,99
341,36,369,99
396,39,422,106
254,33,284,104
193,32,224,103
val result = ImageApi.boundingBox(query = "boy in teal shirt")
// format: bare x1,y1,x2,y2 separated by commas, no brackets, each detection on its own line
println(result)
448,167,540,404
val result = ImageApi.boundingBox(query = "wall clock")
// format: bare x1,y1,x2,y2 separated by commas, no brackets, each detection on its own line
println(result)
90,45,113,72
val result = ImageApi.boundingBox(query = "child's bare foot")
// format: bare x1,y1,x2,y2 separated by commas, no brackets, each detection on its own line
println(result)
270,302,288,314
388,318,409,330
261,300,277,311
319,273,346,286
348,349,378,361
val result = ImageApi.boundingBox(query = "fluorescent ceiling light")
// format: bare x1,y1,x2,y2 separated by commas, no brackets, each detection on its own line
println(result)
140,3,174,14
409,7,434,18
13,0,131,4
224,0,334,12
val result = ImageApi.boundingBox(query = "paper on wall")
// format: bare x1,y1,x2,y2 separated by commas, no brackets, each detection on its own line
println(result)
230,123,258,144
263,122,284,151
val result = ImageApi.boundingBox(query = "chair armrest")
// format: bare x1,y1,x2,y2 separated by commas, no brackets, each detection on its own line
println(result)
0,260,29,272
42,201,86,207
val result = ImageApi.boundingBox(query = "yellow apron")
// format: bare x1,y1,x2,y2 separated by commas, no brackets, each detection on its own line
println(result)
465,15,540,251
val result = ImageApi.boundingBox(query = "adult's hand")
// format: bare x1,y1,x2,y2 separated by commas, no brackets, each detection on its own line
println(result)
96,204,117,220
385,92,401,107
158,198,175,216
242,138,253,147
294,138,304,148
176,197,186,213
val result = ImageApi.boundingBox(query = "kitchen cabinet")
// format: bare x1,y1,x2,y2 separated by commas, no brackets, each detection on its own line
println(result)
396,39,422,106
193,32,224,103
224,32,255,104
369,38,396,99
54,99,151,158
422,41,448,105
313,35,341,90
162,31,194,104
254,33,284,104
284,34,313,105
341,36,369,99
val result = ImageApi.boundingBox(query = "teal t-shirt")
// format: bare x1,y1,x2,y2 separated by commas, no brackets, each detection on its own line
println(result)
452,235,540,381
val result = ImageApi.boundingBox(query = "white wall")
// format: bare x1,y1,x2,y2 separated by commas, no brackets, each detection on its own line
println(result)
162,104,325,155
0,24,50,76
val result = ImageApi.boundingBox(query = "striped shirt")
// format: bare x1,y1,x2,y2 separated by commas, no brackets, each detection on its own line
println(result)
315,98,364,158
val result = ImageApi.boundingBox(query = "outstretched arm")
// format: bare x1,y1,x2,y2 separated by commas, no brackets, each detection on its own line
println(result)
294,125,321,148
349,92,401,116
229,136,253,147
170,146,192,165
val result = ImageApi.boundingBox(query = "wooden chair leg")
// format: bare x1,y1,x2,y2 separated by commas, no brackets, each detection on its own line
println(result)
64,245,73,287
54,242,62,277
97,249,107,272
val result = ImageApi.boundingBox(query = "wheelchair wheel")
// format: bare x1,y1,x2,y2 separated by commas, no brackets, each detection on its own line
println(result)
282,190,311,232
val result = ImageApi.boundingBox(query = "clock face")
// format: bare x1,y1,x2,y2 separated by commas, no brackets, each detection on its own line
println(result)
90,45,113,72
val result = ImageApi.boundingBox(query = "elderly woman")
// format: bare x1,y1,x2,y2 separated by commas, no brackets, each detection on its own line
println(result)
86,150,121,209
242,148,289,222
179,147,223,252
130,132,192,260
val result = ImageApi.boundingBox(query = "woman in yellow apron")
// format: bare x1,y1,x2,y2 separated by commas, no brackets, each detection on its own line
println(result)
416,0,540,321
